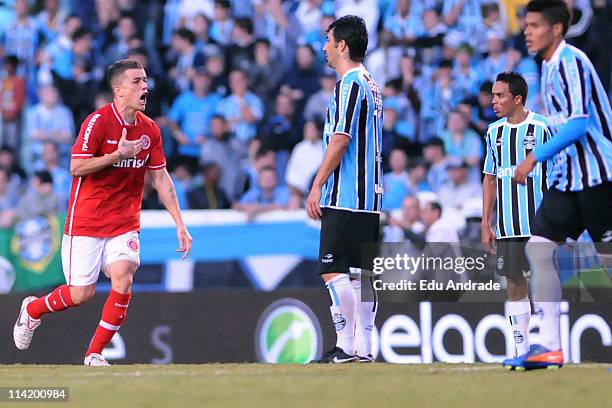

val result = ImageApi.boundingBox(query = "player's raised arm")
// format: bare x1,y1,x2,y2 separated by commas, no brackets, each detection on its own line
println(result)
149,167,193,259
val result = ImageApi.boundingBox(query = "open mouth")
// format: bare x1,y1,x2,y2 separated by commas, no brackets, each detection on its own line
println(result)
139,92,148,104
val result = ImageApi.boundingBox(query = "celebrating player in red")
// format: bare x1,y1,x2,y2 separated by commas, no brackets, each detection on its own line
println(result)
13,59,193,366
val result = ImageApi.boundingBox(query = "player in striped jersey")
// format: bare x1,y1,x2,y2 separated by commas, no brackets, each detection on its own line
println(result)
482,72,551,366
307,16,383,364
512,0,612,370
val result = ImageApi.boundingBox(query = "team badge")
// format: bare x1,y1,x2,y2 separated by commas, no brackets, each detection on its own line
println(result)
127,237,140,252
140,135,151,150
523,132,536,150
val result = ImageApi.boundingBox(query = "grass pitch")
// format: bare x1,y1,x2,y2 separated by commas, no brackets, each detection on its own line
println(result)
0,363,610,408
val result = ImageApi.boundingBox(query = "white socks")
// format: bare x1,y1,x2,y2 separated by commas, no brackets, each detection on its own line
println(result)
326,274,355,354
526,235,561,351
507,298,531,356
351,277,377,357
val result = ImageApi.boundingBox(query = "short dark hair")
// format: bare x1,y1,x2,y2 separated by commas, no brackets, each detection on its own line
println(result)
72,27,91,42
4,55,19,69
235,17,253,35
526,0,571,36
215,0,231,9
107,59,144,88
173,28,196,44
495,71,528,105
429,201,442,217
479,80,494,94
327,15,368,63
34,171,53,185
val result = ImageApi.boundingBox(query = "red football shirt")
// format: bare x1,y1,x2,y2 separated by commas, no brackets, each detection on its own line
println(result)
65,102,166,237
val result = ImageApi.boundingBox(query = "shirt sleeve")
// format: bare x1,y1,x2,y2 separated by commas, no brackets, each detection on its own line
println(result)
559,53,589,119
71,112,104,158
147,123,167,170
333,78,362,138
482,129,496,175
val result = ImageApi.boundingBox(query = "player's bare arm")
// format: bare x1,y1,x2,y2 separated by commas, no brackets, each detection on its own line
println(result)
150,167,193,259
481,173,497,254
70,128,144,177
306,133,350,220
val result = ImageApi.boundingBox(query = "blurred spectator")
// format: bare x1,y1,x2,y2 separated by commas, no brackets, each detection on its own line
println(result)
36,142,71,210
205,51,229,96
505,45,540,112
0,167,17,228
191,12,221,57
452,44,479,97
280,44,320,117
443,0,483,47
437,159,482,211
422,138,449,193
175,0,215,33
168,69,221,158
169,160,197,209
253,0,301,70
303,68,335,123
127,47,176,121
384,195,426,243
459,80,497,137
258,93,301,177
407,158,432,192
38,16,83,82
1,0,40,96
295,0,322,34
421,200,459,243
217,69,264,144
299,12,334,70
234,165,290,219
225,17,255,73
421,60,462,138
248,38,284,113
439,110,482,167
210,0,234,46
397,55,423,119
337,0,379,49
17,171,61,220
381,0,421,47
383,78,417,141
0,56,25,151
383,149,415,210
102,13,138,67
477,30,508,82
414,8,447,66
200,114,241,198
187,162,230,209
285,120,323,205
24,85,74,171
169,28,206,92
37,0,66,43
233,144,275,200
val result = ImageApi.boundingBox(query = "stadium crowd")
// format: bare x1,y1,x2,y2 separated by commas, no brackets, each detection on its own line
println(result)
0,0,609,230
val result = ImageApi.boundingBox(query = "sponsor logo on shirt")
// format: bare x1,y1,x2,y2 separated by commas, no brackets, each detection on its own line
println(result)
113,155,149,169
82,113,101,151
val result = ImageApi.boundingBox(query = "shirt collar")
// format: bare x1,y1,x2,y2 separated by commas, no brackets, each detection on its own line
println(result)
341,65,364,80
545,40,566,66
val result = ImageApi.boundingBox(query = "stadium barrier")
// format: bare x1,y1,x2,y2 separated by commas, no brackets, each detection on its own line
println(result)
1,290,609,364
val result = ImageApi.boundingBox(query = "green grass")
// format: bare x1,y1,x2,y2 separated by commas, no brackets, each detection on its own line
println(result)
0,363,610,408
